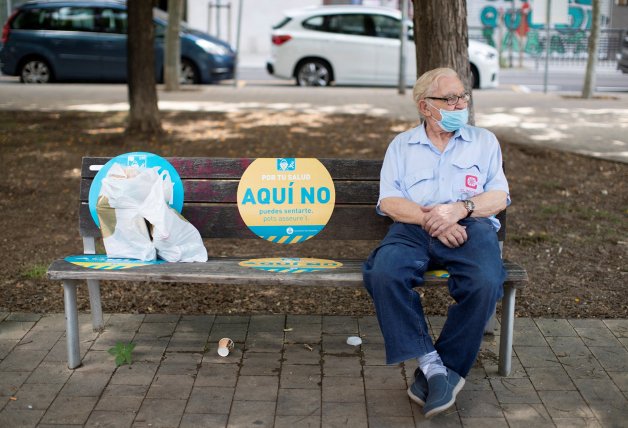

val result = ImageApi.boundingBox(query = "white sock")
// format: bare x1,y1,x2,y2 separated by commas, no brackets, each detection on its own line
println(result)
418,351,447,379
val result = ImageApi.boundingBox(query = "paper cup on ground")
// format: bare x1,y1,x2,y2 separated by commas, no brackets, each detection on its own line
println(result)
217,338,234,357
346,336,362,346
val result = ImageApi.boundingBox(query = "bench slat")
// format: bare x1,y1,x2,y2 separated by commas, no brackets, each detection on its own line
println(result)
79,203,393,239
48,258,528,287
80,179,380,204
82,157,383,180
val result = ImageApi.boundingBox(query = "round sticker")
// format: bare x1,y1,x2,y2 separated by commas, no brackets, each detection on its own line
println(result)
65,255,166,270
239,257,343,273
425,270,450,279
237,158,335,244
88,152,184,228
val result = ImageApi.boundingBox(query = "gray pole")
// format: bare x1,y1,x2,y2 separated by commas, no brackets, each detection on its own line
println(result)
509,0,515,68
216,0,221,40
398,0,408,95
164,0,183,91
543,0,551,94
207,3,212,35
233,0,243,88
227,2,232,45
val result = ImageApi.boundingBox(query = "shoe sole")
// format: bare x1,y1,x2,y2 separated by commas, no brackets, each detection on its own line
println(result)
424,377,465,419
406,386,426,407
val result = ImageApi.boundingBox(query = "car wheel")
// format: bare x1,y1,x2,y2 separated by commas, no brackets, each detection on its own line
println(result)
180,59,200,85
20,59,52,83
296,60,331,87
470,64,480,89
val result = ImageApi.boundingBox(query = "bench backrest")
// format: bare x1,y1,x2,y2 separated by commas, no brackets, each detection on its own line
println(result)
80,157,506,242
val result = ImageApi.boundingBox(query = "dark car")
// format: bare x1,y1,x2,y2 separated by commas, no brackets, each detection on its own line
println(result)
0,0,235,84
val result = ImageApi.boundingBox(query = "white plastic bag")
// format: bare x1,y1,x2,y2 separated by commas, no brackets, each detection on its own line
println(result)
139,170,208,263
97,164,157,261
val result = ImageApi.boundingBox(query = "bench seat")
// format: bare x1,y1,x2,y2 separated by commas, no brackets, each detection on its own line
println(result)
48,157,528,375
49,258,527,286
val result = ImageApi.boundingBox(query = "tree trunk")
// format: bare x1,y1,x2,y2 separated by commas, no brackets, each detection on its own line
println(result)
127,0,162,135
164,0,183,91
582,0,600,99
412,0,475,124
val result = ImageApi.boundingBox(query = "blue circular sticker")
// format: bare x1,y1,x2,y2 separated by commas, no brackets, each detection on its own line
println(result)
65,255,166,270
88,152,184,228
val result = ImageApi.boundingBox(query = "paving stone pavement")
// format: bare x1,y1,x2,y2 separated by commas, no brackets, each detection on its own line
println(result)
0,312,626,427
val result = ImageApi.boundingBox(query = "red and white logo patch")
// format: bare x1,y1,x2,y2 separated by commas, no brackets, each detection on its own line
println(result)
465,175,478,189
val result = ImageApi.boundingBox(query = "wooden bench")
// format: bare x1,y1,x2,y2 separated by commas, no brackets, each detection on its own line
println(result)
47,157,528,374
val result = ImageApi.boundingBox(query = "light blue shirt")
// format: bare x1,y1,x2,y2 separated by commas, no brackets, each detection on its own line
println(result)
378,123,510,231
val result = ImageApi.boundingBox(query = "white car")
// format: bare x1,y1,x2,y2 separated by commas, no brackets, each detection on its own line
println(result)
267,5,499,89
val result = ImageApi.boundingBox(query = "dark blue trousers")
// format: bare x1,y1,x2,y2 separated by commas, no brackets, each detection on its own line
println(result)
362,218,505,377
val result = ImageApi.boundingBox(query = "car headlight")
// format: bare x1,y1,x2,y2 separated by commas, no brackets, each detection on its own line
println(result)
196,39,231,56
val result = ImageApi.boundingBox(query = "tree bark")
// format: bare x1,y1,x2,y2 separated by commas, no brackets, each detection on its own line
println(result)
127,0,162,135
164,0,183,91
582,0,600,99
412,0,475,124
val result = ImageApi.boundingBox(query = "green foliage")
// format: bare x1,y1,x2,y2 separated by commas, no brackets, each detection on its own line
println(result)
108,342,136,367
21,264,48,279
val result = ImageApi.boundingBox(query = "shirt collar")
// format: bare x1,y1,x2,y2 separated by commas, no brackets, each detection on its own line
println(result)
408,123,472,145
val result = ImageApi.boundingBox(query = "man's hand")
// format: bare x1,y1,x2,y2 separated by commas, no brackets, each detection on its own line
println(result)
422,203,465,237
436,223,468,248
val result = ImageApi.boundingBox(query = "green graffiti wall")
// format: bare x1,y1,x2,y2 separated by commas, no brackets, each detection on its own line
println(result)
468,0,612,57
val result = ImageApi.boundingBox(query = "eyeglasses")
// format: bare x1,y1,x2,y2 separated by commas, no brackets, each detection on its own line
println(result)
426,92,471,106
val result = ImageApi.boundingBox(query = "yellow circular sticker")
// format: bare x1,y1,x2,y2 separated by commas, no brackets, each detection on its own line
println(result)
239,257,343,273
237,158,336,244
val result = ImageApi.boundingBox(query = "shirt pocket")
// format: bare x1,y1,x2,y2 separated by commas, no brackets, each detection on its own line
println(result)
402,168,435,203
451,161,486,200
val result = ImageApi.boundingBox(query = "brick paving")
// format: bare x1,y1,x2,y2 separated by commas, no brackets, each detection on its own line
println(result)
0,312,626,427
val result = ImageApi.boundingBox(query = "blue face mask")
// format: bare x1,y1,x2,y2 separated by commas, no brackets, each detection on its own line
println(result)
428,103,469,132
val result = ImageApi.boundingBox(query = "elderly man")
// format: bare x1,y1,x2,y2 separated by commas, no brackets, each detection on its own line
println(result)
362,67,509,418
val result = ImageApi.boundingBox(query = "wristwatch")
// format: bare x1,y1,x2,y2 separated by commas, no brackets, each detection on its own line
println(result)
462,199,475,218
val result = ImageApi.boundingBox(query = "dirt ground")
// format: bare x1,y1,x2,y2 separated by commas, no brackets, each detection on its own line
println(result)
0,109,626,319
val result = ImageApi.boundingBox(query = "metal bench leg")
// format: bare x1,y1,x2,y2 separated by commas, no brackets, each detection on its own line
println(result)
83,237,104,332
63,280,82,369
87,280,104,332
498,285,516,376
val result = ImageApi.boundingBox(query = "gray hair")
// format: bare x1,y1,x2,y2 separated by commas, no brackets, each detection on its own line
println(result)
412,67,459,119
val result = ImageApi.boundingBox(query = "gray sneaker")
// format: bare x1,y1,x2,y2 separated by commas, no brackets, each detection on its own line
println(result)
407,367,428,406
423,369,465,418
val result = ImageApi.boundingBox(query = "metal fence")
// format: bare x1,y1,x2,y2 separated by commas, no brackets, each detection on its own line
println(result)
469,27,625,68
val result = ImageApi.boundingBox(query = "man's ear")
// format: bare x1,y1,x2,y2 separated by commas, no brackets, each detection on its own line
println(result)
418,99,431,118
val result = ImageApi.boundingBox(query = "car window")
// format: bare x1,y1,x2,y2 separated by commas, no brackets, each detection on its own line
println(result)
50,7,97,32
12,8,52,30
154,22,166,38
372,14,400,39
273,17,292,30
327,14,374,37
99,8,127,34
302,16,324,31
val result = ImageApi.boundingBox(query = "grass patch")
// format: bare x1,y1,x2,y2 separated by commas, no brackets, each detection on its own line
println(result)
510,231,551,245
21,264,48,280
575,207,623,223
539,204,564,216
